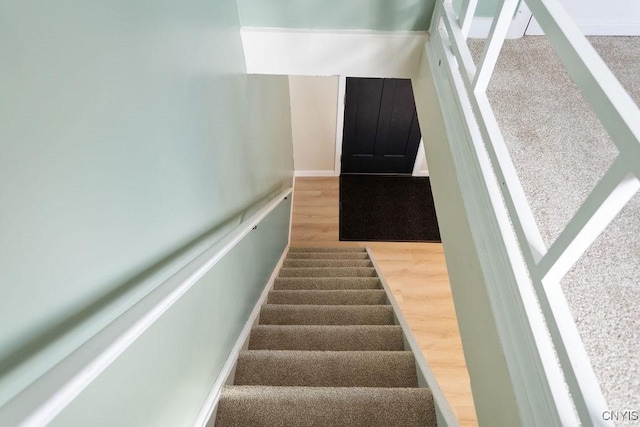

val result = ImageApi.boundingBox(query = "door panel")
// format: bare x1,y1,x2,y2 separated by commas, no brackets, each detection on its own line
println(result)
351,79,382,155
381,80,415,156
341,77,422,174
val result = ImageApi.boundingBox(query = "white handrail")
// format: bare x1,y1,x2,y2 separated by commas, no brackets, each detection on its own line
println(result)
0,187,293,427
431,0,640,424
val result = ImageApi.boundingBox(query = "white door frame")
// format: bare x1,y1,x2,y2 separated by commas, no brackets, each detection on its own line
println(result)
334,76,428,177
412,139,429,176
334,76,347,176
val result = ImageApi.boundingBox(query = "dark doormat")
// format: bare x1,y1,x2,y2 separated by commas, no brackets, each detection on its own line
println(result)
339,175,441,242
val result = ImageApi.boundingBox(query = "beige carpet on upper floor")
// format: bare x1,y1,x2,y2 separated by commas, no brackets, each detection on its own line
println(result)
468,36,640,414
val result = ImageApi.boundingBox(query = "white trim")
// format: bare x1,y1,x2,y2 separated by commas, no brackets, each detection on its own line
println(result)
0,188,293,427
288,177,295,246
468,3,533,39
240,28,428,78
524,0,640,162
425,15,568,423
334,76,346,176
431,0,640,419
192,246,289,427
366,248,459,427
526,19,640,36
459,0,480,37
294,170,336,177
473,0,522,93
537,159,639,284
437,7,579,422
412,139,429,177
524,0,640,36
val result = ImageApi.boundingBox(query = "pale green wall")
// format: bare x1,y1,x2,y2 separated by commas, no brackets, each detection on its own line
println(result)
237,0,435,31
0,0,293,412
236,0,502,32
52,200,291,426
475,0,502,17
453,0,502,17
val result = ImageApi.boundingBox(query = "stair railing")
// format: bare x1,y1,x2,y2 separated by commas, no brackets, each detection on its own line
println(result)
430,0,640,425
0,187,293,426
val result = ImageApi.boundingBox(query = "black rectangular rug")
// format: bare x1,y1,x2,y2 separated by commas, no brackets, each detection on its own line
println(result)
339,175,441,242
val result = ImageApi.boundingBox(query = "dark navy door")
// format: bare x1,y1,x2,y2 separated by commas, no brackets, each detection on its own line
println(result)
341,78,422,174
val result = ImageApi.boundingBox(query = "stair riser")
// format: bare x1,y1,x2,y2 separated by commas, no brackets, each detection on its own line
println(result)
216,386,436,427
259,305,394,325
215,244,437,427
283,259,373,268
234,351,418,388
279,267,377,277
286,252,370,260
267,290,387,305
249,326,404,351
273,277,381,290
288,247,366,253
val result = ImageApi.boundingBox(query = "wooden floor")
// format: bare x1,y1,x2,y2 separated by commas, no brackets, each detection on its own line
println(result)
290,177,477,427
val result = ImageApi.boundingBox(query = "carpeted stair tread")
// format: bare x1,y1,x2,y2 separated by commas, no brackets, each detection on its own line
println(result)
214,244,438,427
258,304,394,325
278,267,377,277
288,247,366,253
234,350,417,387
286,252,370,260
273,277,381,290
283,259,373,268
215,386,436,427
249,325,404,350
267,290,387,305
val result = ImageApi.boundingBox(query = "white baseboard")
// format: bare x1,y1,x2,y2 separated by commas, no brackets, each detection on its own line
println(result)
526,19,640,36
294,170,336,177
241,27,428,78
192,246,289,427
288,176,295,246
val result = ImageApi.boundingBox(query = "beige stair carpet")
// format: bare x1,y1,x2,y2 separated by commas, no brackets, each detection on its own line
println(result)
214,247,437,427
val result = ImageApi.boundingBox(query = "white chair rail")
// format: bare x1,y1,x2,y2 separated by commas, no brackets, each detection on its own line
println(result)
432,0,640,425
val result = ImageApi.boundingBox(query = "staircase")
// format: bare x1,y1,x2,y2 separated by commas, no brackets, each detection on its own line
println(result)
214,247,437,426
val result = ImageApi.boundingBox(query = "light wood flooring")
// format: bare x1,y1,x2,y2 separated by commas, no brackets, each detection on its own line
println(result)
290,177,477,427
